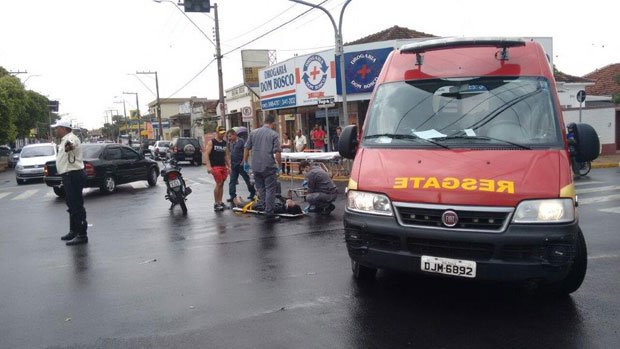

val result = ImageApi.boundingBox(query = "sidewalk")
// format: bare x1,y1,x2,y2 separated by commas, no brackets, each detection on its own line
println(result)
593,152,620,168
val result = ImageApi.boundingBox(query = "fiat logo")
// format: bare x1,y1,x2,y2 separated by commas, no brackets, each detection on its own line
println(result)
442,210,459,227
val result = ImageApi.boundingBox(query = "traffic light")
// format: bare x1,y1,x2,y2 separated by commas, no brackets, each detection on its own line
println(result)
184,0,211,12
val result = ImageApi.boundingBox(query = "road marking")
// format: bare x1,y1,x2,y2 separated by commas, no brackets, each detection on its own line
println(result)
588,253,620,260
0,192,11,200
130,182,148,189
579,194,620,205
11,189,38,200
599,207,620,214
576,185,620,194
574,180,603,186
45,191,56,198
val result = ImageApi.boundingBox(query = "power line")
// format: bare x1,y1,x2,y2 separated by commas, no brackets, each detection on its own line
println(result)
166,58,217,98
129,74,157,97
222,3,298,43
171,2,216,47
222,0,329,57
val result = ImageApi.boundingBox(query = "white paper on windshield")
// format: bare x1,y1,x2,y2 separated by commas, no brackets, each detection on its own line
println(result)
413,129,446,139
376,137,392,144
464,129,476,136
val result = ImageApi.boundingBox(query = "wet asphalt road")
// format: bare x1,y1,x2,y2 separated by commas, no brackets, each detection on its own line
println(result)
0,164,619,348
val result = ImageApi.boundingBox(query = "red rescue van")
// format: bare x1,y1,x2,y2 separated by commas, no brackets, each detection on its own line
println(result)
338,38,600,294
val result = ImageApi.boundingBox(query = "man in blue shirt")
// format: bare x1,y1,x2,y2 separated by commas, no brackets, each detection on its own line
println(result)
227,129,256,203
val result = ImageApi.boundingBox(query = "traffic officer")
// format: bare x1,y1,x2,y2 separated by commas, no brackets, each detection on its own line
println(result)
243,114,282,223
53,120,88,245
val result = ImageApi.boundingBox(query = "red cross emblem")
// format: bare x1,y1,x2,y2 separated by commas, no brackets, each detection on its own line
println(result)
357,64,371,79
309,65,321,80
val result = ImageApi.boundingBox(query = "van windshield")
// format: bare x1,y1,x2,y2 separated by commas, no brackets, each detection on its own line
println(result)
363,77,563,149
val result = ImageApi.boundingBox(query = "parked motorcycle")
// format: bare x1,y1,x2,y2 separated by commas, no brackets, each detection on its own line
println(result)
161,159,192,214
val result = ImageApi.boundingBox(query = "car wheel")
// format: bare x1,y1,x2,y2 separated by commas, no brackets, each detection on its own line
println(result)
16,178,25,185
351,259,377,280
100,175,116,194
542,228,587,295
53,186,66,197
147,167,158,187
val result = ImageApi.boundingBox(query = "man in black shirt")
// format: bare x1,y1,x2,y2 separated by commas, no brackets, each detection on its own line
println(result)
205,126,231,211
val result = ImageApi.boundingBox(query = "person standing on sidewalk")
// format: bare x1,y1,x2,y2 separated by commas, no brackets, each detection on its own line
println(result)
227,129,256,203
280,133,292,175
205,126,231,211
294,129,307,153
243,114,282,223
54,120,88,246
311,124,326,151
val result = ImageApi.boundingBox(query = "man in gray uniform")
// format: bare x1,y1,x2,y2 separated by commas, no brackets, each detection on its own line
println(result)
243,114,282,223
300,160,337,215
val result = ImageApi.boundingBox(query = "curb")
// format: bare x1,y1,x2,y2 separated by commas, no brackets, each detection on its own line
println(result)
592,162,620,169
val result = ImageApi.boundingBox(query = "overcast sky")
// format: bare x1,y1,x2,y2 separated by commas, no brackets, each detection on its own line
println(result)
1,0,617,129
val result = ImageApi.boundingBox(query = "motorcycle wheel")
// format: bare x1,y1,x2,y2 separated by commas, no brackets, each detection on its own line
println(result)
180,197,188,215
578,162,591,176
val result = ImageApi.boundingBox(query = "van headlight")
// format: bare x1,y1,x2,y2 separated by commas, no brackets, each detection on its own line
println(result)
512,199,575,223
346,190,393,216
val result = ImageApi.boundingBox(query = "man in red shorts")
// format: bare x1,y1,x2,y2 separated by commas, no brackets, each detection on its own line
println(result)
205,126,231,211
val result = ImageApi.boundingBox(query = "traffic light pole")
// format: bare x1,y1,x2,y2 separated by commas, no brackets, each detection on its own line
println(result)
213,3,226,129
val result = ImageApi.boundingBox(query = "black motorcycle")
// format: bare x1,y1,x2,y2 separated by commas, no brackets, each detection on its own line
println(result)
161,159,192,214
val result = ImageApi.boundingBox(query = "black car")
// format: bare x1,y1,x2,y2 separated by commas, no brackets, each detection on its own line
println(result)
44,143,160,197
8,148,21,168
167,137,203,166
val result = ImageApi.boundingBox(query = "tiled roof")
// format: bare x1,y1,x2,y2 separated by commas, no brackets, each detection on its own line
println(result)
583,63,620,96
346,25,435,46
554,67,594,84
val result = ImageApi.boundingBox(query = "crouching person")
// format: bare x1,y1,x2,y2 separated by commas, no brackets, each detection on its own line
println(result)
300,160,337,215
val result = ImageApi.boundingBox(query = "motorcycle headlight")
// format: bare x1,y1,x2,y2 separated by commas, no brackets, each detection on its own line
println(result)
512,199,575,223
346,190,393,216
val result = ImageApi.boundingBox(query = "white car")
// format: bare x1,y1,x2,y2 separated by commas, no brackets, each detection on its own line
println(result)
151,141,171,160
15,143,57,184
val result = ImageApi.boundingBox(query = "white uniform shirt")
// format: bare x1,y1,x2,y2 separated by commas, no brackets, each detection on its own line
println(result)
56,132,84,174
294,135,307,152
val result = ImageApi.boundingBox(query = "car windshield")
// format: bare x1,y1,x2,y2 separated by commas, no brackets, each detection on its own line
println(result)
82,145,104,159
363,77,562,148
20,145,55,158
158,141,170,147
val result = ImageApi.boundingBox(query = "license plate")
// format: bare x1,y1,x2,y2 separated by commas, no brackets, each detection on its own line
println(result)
421,256,476,278
185,157,193,160
169,179,181,188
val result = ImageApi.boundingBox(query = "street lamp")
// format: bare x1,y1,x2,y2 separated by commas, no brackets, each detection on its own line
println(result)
23,74,41,85
290,0,352,127
135,71,162,140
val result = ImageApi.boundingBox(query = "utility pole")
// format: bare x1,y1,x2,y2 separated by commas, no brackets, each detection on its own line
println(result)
136,71,162,140
114,96,128,136
291,0,352,127
123,92,141,143
212,3,226,129
8,70,27,76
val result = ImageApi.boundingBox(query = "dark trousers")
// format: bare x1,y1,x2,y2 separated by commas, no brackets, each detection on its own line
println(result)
229,164,256,199
61,170,88,236
306,191,337,209
254,170,278,215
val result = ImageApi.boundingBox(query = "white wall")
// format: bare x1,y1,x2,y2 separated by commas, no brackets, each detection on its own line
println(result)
557,83,589,109
562,107,616,144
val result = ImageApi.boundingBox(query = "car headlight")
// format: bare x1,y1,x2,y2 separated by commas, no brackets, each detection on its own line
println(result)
16,165,24,171
512,199,575,223
346,190,393,216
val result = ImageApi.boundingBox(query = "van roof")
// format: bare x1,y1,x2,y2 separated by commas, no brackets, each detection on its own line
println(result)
383,38,551,83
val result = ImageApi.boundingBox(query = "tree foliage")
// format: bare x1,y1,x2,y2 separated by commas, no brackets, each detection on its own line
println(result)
613,75,620,105
0,66,50,143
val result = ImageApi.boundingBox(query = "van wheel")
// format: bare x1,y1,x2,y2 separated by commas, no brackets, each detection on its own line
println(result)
351,259,377,280
543,228,587,295
147,167,158,186
53,186,66,197
100,175,116,194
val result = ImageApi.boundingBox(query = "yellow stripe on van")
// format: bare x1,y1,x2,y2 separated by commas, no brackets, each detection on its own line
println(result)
560,183,576,201
348,178,358,190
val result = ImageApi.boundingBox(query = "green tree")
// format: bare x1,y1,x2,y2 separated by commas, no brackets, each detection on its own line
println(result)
0,74,25,143
613,75,620,105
